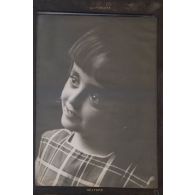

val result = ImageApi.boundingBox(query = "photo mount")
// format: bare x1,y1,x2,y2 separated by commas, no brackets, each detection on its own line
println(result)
33,1,163,195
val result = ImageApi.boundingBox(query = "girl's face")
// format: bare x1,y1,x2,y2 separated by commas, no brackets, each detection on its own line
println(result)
61,63,127,142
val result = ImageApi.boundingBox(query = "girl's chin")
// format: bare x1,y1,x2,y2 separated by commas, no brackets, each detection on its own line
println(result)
61,116,78,131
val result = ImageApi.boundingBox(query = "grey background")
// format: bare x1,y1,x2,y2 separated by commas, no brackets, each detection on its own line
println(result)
35,14,158,185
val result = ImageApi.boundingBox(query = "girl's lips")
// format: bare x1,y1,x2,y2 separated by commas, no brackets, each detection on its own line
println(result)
64,105,78,119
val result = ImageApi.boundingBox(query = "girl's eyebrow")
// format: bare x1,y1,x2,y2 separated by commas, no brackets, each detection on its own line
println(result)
88,84,106,94
71,70,79,77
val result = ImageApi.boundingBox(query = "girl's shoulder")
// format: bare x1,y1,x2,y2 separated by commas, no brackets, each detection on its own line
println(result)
41,128,71,143
111,157,156,188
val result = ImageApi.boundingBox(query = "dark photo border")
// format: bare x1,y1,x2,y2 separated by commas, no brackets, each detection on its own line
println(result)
33,1,163,195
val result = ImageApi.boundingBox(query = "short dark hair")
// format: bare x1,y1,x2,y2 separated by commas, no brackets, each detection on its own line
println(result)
68,23,156,94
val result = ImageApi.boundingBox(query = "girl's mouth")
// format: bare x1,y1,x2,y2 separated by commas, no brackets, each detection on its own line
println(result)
64,104,78,119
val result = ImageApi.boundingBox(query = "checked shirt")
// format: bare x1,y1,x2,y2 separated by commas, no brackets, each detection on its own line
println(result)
35,129,154,187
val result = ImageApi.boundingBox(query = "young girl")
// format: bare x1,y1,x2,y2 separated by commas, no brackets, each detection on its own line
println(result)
35,24,156,187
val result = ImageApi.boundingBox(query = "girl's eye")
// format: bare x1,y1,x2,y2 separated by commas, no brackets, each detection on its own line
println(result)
89,93,100,105
69,75,79,88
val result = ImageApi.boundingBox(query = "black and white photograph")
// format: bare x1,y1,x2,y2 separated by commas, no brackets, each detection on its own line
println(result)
35,14,158,189
2,0,195,195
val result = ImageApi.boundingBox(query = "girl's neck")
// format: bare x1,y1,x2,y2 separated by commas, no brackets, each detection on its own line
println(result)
68,131,114,157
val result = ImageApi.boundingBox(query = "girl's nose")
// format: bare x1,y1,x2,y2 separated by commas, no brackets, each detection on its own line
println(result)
68,89,85,110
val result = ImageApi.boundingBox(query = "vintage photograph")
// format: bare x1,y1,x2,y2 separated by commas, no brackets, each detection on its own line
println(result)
35,14,158,188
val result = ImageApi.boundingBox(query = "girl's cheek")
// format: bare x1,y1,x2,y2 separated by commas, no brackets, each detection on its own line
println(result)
61,83,70,100
61,89,66,100
82,103,103,122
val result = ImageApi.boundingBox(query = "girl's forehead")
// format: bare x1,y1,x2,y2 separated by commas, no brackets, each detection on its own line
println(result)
71,62,104,89
72,59,129,92
71,62,132,101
